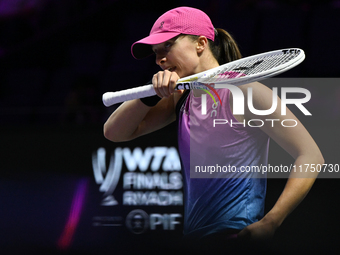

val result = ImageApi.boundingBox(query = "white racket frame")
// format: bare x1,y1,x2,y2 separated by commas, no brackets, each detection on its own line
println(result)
102,48,305,107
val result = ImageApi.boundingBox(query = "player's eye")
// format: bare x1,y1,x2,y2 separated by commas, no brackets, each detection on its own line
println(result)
164,42,172,51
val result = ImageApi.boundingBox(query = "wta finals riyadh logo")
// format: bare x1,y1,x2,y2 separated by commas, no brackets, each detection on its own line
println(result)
92,147,122,206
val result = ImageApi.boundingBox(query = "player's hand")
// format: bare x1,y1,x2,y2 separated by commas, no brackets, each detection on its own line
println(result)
237,217,277,242
152,70,180,98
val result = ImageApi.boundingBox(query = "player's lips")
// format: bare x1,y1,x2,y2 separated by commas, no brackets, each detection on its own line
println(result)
166,67,176,72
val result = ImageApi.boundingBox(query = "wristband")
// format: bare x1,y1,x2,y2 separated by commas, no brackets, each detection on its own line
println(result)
140,95,161,107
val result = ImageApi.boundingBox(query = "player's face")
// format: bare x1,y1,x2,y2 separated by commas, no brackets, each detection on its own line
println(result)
152,35,200,78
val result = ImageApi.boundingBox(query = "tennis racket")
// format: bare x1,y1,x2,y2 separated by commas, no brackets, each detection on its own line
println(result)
102,48,305,107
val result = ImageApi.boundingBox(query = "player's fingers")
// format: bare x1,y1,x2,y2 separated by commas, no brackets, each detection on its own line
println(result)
155,71,168,98
153,70,170,98
153,70,179,98
153,71,170,98
152,73,163,98
159,70,172,97
168,72,180,94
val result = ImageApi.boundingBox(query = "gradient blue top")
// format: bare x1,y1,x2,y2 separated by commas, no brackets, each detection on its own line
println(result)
176,88,270,239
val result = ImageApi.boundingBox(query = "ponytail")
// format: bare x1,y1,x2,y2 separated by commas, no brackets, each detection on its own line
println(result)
209,28,242,65
185,29,242,65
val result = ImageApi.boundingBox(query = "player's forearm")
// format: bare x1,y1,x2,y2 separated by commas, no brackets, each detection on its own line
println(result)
263,153,324,228
103,99,151,142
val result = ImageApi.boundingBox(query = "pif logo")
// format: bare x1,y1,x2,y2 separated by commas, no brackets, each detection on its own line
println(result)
126,209,182,234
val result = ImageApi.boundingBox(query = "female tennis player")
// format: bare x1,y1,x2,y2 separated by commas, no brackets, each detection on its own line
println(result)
104,6,323,251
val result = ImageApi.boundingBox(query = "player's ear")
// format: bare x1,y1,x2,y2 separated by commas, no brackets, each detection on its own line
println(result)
196,36,208,53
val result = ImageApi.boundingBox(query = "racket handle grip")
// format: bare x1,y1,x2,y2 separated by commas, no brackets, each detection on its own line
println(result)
102,84,156,107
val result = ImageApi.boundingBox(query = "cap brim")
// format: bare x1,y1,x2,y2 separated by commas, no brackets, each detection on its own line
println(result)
131,32,181,59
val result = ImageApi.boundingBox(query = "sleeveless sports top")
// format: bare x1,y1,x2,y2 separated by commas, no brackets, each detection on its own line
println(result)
176,88,270,239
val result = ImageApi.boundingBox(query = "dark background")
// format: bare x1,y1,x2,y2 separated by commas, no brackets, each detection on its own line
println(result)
0,0,339,254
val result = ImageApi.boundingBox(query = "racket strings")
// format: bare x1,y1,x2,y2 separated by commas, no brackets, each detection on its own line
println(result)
230,53,298,75
204,51,302,83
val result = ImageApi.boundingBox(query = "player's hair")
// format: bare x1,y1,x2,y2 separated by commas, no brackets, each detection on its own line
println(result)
187,28,242,65
211,28,242,64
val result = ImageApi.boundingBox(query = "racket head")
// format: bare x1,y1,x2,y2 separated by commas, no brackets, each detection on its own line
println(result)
176,48,305,89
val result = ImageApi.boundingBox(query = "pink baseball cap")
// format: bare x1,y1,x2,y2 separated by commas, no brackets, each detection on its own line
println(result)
131,7,215,59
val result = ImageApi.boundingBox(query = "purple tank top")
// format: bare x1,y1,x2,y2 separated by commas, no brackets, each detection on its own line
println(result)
176,88,269,239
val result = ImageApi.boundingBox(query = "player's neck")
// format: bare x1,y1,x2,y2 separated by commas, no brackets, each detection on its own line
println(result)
196,52,219,73
192,54,219,98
